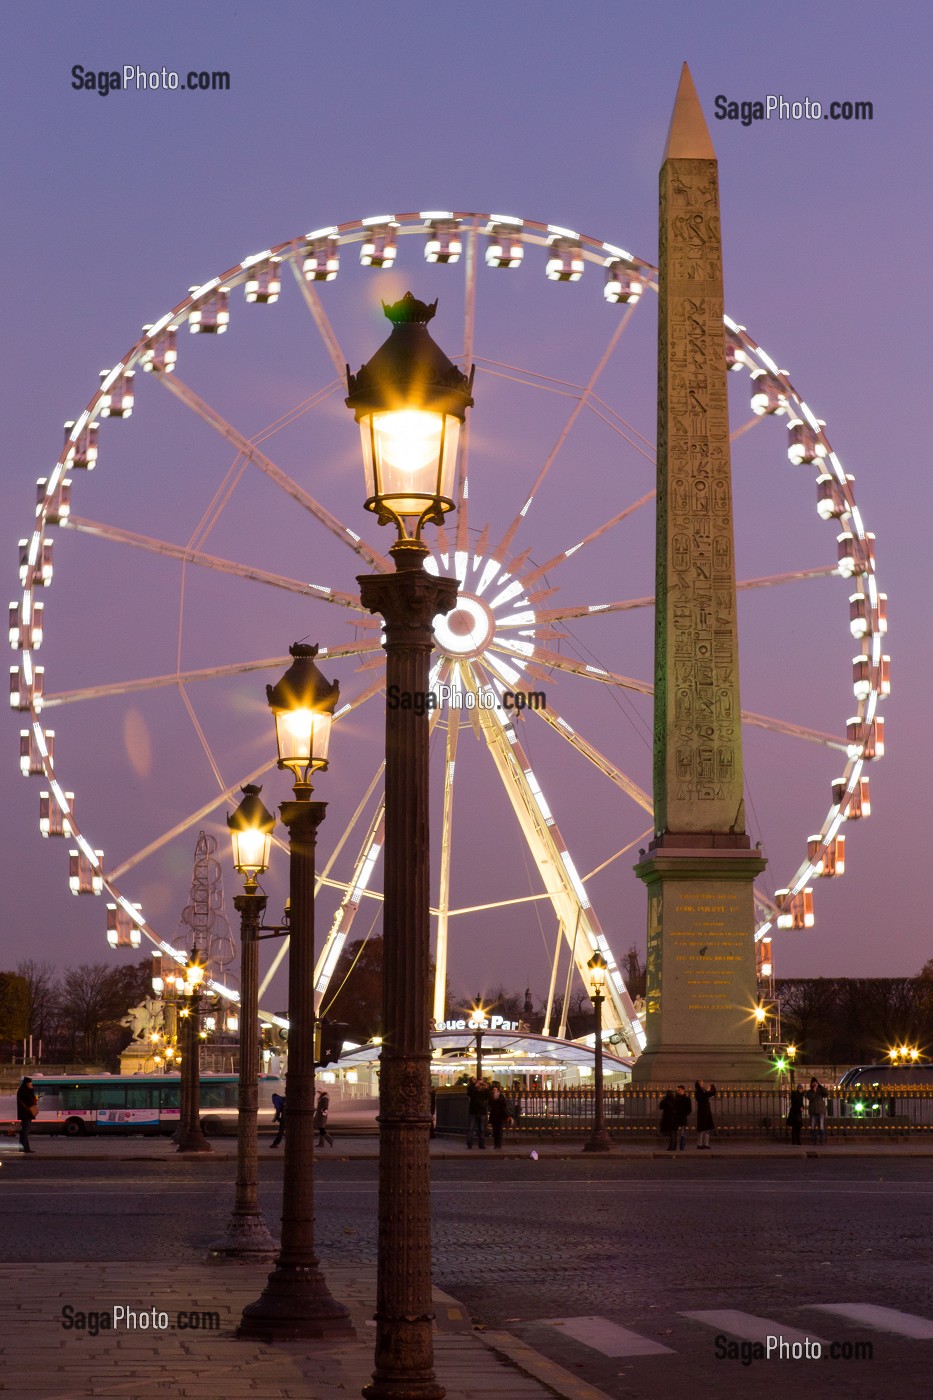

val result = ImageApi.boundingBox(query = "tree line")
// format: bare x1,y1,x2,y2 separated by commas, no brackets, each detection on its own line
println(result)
0,958,151,1066
777,968,933,1066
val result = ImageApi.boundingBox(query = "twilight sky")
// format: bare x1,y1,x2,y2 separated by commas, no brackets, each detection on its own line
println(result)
2,2,929,1017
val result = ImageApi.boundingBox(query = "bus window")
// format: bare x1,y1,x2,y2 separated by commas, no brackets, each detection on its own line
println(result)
201,1081,237,1109
36,1087,61,1110
61,1086,93,1111
126,1086,158,1110
97,1087,127,1110
160,1085,180,1110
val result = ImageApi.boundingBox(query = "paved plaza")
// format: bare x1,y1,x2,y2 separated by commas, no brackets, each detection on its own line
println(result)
2,1140,933,1398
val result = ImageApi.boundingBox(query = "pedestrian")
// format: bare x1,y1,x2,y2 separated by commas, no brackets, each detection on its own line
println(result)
466,1077,490,1149
694,1079,716,1149
270,1090,286,1148
16,1075,38,1154
787,1084,805,1145
659,1089,678,1151
488,1084,512,1149
673,1084,692,1150
313,1090,334,1147
807,1077,828,1145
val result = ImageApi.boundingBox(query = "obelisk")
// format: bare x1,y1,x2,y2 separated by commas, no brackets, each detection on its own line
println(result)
632,64,769,1084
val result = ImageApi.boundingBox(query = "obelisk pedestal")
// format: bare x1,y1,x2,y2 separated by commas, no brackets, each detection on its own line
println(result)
632,64,770,1085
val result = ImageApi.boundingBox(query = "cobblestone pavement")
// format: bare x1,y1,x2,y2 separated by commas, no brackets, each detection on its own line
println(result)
2,1149,933,1397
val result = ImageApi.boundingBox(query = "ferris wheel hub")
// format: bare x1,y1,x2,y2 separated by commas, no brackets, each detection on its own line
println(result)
433,591,495,659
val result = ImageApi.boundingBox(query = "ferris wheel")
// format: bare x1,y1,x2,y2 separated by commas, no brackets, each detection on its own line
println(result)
12,211,889,1053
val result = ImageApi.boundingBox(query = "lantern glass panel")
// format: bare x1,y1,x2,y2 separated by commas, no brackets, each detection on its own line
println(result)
231,825,271,876
274,705,332,773
364,409,459,516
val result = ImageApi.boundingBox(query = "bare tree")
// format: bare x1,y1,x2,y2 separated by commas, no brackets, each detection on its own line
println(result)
16,958,59,1045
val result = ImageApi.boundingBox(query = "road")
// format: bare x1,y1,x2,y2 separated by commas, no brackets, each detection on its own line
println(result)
1,1150,931,1398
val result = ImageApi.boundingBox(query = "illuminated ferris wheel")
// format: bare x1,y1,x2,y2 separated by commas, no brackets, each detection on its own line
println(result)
12,211,888,1050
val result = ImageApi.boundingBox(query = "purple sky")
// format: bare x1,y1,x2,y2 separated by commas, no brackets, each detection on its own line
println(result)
2,3,929,1015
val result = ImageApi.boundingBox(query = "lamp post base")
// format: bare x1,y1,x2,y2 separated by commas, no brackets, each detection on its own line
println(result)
363,1364,446,1400
207,1213,278,1262
582,1132,612,1153
174,1131,213,1154
237,1266,355,1342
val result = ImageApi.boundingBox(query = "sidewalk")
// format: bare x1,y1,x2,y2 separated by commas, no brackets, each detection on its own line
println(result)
4,1133,933,1161
0,1261,612,1400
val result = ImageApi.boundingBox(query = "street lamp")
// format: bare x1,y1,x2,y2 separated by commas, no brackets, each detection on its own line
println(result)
348,293,472,1400
209,784,277,1261
174,948,212,1153
582,951,611,1153
470,998,488,1080
238,645,352,1341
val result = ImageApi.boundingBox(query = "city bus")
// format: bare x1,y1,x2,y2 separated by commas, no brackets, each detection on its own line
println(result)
1,1073,284,1138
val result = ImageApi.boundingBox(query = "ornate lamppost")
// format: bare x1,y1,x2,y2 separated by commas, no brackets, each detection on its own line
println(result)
347,292,473,1400
174,950,213,1154
238,644,352,1340
209,784,278,1260
582,951,611,1153
469,997,488,1081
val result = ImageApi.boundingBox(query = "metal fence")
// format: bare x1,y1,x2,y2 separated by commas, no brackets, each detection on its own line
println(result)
435,1086,933,1139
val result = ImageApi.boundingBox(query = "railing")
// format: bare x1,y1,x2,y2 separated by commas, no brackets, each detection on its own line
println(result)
435,1086,933,1139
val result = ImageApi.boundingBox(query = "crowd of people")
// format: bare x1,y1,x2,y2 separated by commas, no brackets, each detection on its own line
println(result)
464,1077,514,1149
658,1076,831,1149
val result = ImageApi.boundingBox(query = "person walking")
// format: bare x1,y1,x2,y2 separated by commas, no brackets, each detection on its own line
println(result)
313,1090,334,1147
488,1084,512,1149
466,1077,490,1149
270,1090,286,1147
787,1084,805,1145
673,1084,692,1150
659,1089,679,1151
16,1076,38,1154
694,1079,716,1149
807,1077,828,1145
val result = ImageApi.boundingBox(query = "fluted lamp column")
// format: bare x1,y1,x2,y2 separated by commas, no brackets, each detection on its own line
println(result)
238,646,352,1341
582,952,612,1153
175,950,212,1154
209,784,278,1260
348,292,473,1400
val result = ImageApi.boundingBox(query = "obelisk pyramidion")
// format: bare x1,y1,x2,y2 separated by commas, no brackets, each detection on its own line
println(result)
632,64,770,1085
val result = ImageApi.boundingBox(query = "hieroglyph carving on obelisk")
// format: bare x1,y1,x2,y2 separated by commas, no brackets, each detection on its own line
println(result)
654,64,745,838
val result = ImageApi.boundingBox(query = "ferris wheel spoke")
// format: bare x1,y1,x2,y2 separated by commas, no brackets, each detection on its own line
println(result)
258,757,388,1003
311,683,448,1008
581,827,656,883
463,663,643,1050
741,710,846,750
506,564,841,628
63,516,365,609
453,223,479,556
731,414,765,443
312,802,387,1013
584,390,655,457
177,684,226,793
530,703,653,813
510,491,657,594
498,643,655,698
106,679,383,883
489,306,639,562
157,373,392,573
106,759,279,882
43,643,382,708
287,260,348,377
433,677,462,1022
